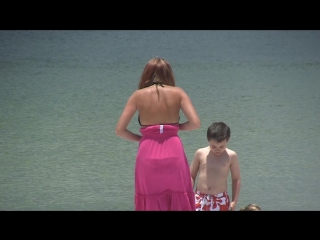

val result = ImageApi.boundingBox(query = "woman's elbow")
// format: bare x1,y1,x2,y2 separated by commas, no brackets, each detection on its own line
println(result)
115,127,123,136
193,119,201,129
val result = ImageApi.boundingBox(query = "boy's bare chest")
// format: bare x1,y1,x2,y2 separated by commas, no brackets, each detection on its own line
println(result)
200,156,230,172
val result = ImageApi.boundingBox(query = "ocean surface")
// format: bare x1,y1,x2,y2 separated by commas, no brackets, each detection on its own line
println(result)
0,30,319,210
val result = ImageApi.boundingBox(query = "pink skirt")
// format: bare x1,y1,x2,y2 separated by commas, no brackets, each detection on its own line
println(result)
135,124,195,211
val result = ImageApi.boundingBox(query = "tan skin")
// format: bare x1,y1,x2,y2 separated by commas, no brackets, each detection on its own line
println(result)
190,139,241,211
115,84,201,142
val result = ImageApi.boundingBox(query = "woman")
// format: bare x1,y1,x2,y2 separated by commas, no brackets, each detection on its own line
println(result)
115,57,201,210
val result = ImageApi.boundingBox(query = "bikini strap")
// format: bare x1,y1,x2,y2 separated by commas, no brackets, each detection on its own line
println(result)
138,114,142,126
145,81,164,88
153,81,164,87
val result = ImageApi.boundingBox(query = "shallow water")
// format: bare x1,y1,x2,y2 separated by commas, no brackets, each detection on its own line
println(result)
0,30,319,210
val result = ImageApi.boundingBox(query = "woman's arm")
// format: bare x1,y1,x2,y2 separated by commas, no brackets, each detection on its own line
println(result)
115,92,142,142
190,149,201,190
179,88,201,131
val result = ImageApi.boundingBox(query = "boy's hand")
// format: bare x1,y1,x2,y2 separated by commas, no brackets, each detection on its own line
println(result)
229,202,236,211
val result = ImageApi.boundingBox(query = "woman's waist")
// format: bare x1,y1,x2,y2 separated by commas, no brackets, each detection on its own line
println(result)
140,124,179,135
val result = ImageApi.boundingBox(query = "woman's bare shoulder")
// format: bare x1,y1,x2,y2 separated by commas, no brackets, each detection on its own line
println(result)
170,86,188,95
133,88,147,97
128,89,139,97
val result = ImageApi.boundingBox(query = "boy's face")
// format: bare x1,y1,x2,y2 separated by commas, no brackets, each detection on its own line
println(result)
208,139,228,155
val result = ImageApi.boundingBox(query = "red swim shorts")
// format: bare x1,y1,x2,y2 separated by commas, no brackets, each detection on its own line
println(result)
195,190,230,211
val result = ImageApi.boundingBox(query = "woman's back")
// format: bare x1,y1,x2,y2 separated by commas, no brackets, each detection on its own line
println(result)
116,57,200,140
136,84,181,126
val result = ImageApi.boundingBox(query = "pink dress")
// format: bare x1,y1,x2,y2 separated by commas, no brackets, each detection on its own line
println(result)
135,124,195,211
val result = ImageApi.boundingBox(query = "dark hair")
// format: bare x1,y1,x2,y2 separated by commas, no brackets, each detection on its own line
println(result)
138,57,176,89
206,122,230,142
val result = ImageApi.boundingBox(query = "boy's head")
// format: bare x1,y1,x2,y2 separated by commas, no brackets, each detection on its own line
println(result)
239,204,261,211
207,122,230,155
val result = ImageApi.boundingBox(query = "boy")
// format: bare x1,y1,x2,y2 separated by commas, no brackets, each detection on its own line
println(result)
239,203,261,211
190,122,241,211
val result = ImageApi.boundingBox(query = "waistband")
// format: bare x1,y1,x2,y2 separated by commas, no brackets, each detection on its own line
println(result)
140,124,179,135
195,190,228,198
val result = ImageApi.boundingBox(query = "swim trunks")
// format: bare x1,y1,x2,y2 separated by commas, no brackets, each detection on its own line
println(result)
195,190,230,211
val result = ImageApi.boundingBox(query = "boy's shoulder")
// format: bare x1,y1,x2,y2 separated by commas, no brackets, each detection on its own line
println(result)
195,146,209,154
226,148,238,157
226,147,236,153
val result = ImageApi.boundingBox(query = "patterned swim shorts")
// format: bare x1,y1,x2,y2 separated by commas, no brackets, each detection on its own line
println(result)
195,190,230,211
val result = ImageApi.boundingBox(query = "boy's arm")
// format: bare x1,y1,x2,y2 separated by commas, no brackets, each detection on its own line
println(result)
190,150,201,190
229,151,241,211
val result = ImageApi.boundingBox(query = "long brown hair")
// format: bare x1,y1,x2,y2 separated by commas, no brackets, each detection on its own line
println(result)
138,57,176,89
